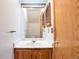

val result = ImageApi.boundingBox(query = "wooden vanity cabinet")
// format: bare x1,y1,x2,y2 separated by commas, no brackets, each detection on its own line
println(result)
14,48,52,59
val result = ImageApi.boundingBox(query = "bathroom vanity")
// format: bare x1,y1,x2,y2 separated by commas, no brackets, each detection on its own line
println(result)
14,0,53,59
14,39,53,59
14,48,52,59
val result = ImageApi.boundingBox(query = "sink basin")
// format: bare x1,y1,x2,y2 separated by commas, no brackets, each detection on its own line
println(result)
14,40,53,48
26,41,41,46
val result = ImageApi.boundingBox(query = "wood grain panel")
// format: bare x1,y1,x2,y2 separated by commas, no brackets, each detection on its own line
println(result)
14,48,32,59
15,50,24,59
72,0,79,59
54,0,79,58
14,48,52,59
54,0,74,59
36,49,52,59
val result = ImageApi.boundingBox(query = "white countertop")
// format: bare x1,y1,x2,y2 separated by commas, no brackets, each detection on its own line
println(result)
14,39,53,48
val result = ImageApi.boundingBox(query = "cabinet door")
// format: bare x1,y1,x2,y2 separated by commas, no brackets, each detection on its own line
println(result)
23,50,32,59
14,48,32,59
15,50,24,59
36,49,52,59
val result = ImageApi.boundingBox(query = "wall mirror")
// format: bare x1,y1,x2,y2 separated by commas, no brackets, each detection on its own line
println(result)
21,0,51,38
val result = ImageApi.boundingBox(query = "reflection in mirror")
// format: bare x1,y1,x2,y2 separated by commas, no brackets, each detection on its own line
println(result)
21,0,51,38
